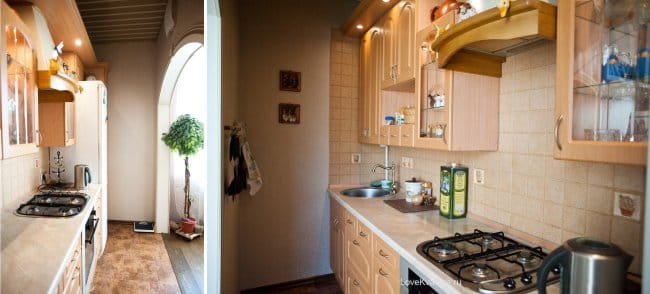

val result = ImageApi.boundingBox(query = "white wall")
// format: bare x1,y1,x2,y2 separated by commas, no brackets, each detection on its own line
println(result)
237,0,353,289
95,41,157,221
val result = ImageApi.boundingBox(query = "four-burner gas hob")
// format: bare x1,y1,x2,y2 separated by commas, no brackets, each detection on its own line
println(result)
15,192,88,217
416,229,560,293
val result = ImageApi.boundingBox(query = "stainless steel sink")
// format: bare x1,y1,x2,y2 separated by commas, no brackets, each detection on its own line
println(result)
340,187,390,198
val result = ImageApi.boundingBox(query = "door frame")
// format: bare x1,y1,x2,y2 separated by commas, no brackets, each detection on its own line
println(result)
155,36,203,234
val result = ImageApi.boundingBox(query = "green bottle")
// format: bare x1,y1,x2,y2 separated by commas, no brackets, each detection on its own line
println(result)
439,163,468,219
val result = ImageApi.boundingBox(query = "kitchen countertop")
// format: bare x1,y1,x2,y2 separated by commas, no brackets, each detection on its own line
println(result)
328,185,559,294
1,184,101,294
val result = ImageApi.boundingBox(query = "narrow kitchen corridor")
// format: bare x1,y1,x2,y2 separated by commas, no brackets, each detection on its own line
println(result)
90,222,180,293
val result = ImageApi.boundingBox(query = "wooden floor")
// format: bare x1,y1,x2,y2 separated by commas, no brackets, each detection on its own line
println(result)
242,274,342,294
162,232,204,294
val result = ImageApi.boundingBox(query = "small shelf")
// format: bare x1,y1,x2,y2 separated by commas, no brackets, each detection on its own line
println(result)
421,106,445,111
427,0,556,77
37,70,81,102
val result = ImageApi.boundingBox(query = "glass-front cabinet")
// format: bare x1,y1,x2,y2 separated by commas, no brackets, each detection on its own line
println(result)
1,5,38,159
556,0,650,165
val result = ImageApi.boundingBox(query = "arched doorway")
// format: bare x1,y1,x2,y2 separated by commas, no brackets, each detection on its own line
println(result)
156,35,203,234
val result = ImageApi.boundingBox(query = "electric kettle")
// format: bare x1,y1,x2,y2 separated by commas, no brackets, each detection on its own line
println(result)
537,237,632,294
74,164,92,190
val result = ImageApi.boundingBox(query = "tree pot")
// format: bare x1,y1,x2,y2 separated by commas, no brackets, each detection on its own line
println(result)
181,217,197,234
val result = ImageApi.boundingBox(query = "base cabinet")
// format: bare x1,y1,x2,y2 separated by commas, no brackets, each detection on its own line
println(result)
330,198,401,293
57,234,83,294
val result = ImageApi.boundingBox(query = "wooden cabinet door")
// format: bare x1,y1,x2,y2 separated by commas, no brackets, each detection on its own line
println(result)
329,200,346,288
394,0,416,85
64,101,75,145
554,0,647,165
380,15,395,89
372,267,400,294
346,267,371,294
368,28,383,143
1,2,39,158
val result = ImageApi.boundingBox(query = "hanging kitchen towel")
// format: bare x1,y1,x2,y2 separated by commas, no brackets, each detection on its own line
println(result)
241,141,262,195
225,134,246,196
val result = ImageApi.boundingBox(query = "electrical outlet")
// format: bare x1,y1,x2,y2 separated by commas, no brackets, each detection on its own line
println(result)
401,157,414,169
613,192,641,221
351,153,361,164
473,168,485,185
34,159,40,168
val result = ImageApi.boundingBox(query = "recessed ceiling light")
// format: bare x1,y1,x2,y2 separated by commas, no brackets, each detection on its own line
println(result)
74,38,82,47
382,0,390,3
356,24,364,30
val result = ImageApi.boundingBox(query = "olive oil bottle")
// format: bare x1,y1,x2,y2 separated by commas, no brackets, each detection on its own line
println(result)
439,163,468,219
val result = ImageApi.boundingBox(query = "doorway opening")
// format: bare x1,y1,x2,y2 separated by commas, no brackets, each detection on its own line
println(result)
156,38,205,293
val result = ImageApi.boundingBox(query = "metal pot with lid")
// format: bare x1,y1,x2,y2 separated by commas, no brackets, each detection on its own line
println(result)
537,237,633,294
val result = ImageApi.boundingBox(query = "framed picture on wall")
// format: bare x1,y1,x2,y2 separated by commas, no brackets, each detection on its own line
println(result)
279,70,301,92
279,103,300,124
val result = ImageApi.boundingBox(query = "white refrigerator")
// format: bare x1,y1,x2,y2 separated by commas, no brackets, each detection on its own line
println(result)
54,80,108,251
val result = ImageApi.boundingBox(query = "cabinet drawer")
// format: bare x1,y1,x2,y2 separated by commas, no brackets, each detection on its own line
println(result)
356,220,372,247
346,265,371,294
343,210,356,235
373,236,399,270
399,124,415,147
59,234,83,294
372,263,400,294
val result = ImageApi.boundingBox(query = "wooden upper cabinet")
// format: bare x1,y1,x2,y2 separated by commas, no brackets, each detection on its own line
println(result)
360,28,382,144
554,0,647,165
61,52,84,82
1,2,40,159
394,0,415,85
381,0,416,89
380,15,395,89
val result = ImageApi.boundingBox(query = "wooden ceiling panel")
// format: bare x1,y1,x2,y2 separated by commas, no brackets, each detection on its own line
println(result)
76,0,167,43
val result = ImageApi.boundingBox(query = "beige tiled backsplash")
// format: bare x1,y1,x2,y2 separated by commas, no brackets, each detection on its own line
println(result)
0,150,46,208
329,38,645,274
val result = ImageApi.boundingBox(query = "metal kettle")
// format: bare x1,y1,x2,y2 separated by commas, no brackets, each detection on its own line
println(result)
537,237,632,294
74,164,92,190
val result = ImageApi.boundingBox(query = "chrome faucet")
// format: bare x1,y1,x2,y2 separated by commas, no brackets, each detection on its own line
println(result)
372,163,397,195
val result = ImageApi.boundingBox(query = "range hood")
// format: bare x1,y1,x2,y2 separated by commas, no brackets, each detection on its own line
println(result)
11,3,79,101
425,0,557,78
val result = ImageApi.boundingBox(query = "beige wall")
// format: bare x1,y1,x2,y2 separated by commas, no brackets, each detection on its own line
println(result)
95,41,158,221
237,0,353,289
0,150,47,207
330,42,646,274
220,0,240,292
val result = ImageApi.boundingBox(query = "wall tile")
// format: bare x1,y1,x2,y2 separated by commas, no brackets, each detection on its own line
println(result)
563,207,586,234
588,163,614,187
585,212,611,241
564,182,587,209
586,186,613,214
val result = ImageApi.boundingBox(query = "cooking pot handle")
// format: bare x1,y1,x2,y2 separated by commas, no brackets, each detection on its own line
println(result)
85,167,92,185
537,246,569,294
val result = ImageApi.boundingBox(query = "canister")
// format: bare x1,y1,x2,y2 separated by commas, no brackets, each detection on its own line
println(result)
439,163,468,219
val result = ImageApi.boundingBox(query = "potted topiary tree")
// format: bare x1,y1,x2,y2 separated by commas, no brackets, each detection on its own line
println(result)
162,114,204,234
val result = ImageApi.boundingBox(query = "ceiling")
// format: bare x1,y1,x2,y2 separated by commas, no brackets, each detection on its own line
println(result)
76,0,168,43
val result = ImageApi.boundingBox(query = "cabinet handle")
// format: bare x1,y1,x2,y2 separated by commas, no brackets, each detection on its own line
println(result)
390,134,397,137
380,134,387,137
71,266,80,280
402,133,410,137
346,219,353,225
379,268,389,277
379,249,390,258
352,280,360,287
333,219,339,226
352,240,360,246
554,115,563,151
359,231,367,237
34,130,42,147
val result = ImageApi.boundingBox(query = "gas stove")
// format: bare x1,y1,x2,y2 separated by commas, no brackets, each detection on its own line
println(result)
416,229,559,293
16,192,88,217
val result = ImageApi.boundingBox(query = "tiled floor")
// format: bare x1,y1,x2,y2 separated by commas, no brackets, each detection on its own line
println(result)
90,222,181,294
